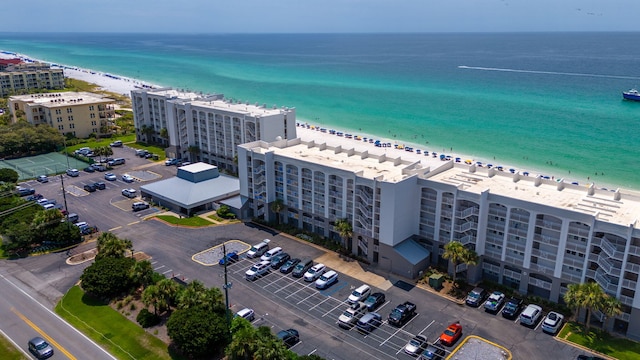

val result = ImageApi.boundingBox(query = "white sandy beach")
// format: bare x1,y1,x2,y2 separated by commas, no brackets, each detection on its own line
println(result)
0,50,621,190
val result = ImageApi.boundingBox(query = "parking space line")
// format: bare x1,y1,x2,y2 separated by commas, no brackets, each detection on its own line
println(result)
273,276,305,293
162,269,173,275
380,314,421,348
308,296,333,311
319,281,347,297
534,319,543,331
418,319,435,335
154,265,165,271
323,299,348,317
297,290,320,305
285,281,316,299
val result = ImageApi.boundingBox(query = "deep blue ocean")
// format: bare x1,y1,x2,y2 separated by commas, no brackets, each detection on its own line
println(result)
1,32,639,189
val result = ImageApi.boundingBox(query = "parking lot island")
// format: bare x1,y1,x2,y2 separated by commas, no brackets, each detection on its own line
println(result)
449,335,512,360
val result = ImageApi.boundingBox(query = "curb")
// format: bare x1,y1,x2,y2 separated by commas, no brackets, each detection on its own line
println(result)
554,328,618,360
415,282,466,305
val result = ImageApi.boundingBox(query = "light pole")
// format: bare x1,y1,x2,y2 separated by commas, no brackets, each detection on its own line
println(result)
222,242,232,336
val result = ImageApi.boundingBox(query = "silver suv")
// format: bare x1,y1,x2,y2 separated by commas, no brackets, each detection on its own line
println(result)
245,260,271,281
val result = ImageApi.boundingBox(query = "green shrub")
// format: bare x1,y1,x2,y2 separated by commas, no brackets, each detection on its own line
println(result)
136,308,161,328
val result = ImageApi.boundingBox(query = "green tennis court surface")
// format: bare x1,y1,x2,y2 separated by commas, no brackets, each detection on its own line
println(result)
0,153,88,180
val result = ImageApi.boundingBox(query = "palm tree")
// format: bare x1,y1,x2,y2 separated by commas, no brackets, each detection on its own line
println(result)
31,208,63,228
187,145,200,162
142,284,163,315
159,127,169,146
177,280,208,310
334,218,353,250
140,124,155,143
270,198,285,225
564,282,607,331
129,260,154,289
156,277,180,312
601,295,622,332
442,241,466,279
96,233,132,259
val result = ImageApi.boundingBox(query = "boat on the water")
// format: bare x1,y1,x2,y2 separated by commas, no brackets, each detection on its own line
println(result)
623,89,640,101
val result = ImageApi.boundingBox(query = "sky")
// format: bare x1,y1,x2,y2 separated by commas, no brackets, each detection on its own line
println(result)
3,0,640,33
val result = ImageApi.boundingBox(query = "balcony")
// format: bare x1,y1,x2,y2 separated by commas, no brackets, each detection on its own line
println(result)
453,221,477,233
620,295,634,306
456,207,479,218
621,278,637,290
531,248,557,261
528,263,555,277
482,262,501,274
455,234,475,246
503,268,522,281
626,262,640,274
560,272,582,284
537,220,562,231
528,277,552,290
534,233,559,245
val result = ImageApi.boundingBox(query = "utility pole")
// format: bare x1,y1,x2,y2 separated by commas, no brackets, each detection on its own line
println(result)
59,174,71,229
222,242,232,336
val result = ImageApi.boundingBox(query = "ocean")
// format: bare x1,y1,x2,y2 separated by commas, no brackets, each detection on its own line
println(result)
1,32,639,189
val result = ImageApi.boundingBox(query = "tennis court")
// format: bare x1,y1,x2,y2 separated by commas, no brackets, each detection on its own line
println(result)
0,153,88,180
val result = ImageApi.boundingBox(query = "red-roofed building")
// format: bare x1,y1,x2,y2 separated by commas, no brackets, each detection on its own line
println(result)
0,58,23,71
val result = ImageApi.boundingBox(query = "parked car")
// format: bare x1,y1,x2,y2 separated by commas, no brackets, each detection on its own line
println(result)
122,188,137,198
420,343,446,360
36,175,48,183
270,252,291,269
122,174,134,183
363,292,386,311
245,260,271,280
83,184,97,192
356,312,382,333
132,201,149,211
303,263,326,282
91,164,107,172
235,308,255,322
439,322,463,346
83,166,95,173
347,284,371,304
315,270,338,289
110,140,123,147
484,291,506,313
93,181,106,190
67,213,79,223
577,356,606,360
404,334,428,356
26,194,44,201
291,259,313,278
135,149,148,157
388,301,417,327
28,336,53,359
219,251,239,265
541,311,564,334
465,287,487,307
17,187,35,196
279,258,301,274
66,168,79,177
246,240,270,258
165,158,180,166
276,329,299,348
260,246,283,262
502,298,524,319
520,304,543,327
104,172,117,181
338,302,368,328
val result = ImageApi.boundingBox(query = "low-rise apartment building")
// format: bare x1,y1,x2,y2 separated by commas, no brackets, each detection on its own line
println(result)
238,135,640,339
0,61,64,96
8,92,116,138
131,88,296,173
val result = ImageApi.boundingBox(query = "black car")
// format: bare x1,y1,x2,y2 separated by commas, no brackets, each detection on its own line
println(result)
577,356,606,360
363,292,386,311
502,297,524,319
17,187,36,196
84,184,97,192
271,252,291,269
93,182,106,190
420,343,446,360
83,166,95,173
280,258,301,274
276,329,299,348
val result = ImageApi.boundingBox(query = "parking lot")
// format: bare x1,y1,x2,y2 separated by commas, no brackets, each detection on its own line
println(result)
14,146,593,360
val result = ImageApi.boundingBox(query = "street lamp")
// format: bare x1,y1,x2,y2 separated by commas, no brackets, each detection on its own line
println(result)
222,242,232,335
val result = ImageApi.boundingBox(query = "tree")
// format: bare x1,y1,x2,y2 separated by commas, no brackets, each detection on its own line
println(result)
0,168,19,183
564,282,607,331
334,218,352,249
270,199,285,225
159,127,169,145
226,321,293,360
96,232,132,260
167,305,229,358
129,260,154,289
442,241,478,280
156,277,181,312
142,284,163,316
177,280,225,312
601,295,622,332
80,257,135,299
140,124,155,143
31,208,64,229
187,145,200,162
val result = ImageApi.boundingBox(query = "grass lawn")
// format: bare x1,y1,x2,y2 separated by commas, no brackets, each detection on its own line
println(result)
126,143,167,161
55,286,179,360
65,134,136,153
559,322,640,360
0,333,27,360
154,215,213,227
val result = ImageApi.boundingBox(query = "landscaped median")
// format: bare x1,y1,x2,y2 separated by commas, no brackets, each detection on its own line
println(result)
55,286,181,360
558,322,640,360
152,215,214,227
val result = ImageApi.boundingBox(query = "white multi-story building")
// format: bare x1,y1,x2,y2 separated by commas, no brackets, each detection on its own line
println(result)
131,88,296,173
238,135,640,339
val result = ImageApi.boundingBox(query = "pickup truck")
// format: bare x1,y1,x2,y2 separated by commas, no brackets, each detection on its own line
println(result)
388,301,416,327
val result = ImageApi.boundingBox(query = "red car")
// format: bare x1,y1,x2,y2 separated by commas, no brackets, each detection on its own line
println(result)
439,322,463,346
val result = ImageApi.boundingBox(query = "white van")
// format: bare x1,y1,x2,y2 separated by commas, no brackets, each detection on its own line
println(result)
247,240,270,258
261,247,283,262
520,304,542,326
348,284,371,304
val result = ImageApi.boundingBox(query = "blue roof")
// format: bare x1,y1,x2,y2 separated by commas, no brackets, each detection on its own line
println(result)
393,239,431,265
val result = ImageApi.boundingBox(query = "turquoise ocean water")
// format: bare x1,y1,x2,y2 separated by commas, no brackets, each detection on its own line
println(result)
1,32,639,189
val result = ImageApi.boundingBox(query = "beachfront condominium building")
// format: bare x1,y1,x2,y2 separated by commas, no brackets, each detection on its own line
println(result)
8,92,116,138
0,60,64,97
238,135,640,339
131,88,296,173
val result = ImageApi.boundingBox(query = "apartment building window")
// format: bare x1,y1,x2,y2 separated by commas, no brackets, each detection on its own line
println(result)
93,128,98,133
68,115,74,121
55,109,61,114
90,113,95,118
57,117,63,122
89,105,94,111
91,121,97,126
58,125,64,130
69,123,75,129
66,108,72,113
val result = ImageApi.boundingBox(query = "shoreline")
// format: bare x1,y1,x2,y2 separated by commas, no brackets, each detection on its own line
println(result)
1,49,631,193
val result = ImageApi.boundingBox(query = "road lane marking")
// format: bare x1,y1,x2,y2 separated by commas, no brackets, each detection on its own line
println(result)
108,226,122,231
11,307,77,360
127,221,140,226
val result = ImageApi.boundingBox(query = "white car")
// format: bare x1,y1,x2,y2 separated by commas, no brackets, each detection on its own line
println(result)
338,302,368,328
122,188,137,198
235,308,255,322
245,260,271,281
104,172,117,181
315,270,338,289
303,263,326,282
484,291,506,313
122,174,134,183
541,311,564,334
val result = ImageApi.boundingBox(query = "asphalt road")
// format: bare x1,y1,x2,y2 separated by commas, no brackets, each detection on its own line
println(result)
3,149,597,360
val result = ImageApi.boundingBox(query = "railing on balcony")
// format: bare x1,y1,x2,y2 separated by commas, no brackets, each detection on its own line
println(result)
534,234,559,245
531,248,557,261
528,277,552,290
456,207,479,218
